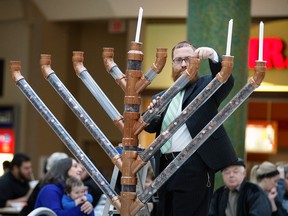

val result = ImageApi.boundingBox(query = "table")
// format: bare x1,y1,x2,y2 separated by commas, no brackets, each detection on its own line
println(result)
0,207,21,215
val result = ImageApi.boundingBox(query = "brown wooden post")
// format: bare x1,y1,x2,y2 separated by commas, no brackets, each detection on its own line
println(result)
120,42,143,216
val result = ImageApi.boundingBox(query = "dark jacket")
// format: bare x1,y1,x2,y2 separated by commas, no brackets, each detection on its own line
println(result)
209,178,272,216
0,172,30,207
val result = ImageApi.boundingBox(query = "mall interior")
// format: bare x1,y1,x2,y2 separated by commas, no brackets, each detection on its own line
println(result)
0,0,287,182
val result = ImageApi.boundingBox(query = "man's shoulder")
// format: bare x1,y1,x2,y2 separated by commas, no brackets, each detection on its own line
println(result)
241,181,265,193
213,185,226,194
0,172,13,185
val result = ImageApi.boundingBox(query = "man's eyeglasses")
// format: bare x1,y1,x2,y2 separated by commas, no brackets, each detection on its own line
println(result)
172,56,193,65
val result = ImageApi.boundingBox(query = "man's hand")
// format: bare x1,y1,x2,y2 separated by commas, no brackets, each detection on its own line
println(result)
194,47,215,60
148,96,160,113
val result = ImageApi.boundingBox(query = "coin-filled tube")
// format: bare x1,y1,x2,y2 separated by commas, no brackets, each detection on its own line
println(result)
10,61,121,212
40,55,122,170
72,51,124,133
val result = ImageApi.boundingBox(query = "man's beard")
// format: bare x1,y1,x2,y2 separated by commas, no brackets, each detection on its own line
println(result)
172,68,185,82
18,170,31,182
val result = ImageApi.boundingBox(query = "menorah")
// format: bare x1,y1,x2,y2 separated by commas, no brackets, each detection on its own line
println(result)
9,9,267,213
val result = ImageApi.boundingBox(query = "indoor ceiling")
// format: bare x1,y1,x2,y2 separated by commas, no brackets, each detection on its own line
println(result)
32,0,288,21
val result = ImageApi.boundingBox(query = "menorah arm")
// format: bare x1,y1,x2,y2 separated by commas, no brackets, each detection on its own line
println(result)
40,54,54,77
216,55,234,83
103,47,127,91
39,54,123,170
249,60,266,87
10,61,23,82
72,51,125,133
130,197,145,216
72,51,87,75
135,48,168,93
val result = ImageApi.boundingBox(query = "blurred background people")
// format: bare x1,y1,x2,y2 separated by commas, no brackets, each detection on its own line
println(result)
45,152,69,174
209,158,272,216
250,161,286,216
1,160,10,175
34,157,94,215
19,151,68,215
0,153,33,208
277,163,288,214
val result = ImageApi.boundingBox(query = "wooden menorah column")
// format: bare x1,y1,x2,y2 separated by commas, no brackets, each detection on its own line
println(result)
120,42,144,216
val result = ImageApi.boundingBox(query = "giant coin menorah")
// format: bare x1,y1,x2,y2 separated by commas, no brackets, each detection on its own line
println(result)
10,38,266,215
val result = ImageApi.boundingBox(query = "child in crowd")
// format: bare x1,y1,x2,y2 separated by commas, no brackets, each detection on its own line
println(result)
62,176,93,210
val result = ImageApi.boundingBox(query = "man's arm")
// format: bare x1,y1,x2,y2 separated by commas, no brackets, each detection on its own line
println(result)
194,47,222,77
0,181,31,207
144,92,165,134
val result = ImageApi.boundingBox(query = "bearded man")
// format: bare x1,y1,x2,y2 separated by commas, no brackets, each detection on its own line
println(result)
0,153,33,207
145,41,237,215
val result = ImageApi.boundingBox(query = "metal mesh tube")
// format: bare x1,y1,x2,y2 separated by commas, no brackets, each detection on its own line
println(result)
140,77,223,161
46,72,119,159
15,78,119,201
138,82,255,203
79,70,121,121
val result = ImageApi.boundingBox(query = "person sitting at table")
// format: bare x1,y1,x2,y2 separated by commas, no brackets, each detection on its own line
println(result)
19,151,68,216
0,153,33,208
2,160,10,175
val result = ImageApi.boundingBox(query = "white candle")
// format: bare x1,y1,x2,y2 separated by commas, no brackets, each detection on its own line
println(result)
225,19,233,56
258,21,264,61
135,7,143,43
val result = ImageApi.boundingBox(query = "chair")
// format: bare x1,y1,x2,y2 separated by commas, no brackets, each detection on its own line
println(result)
27,207,57,216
